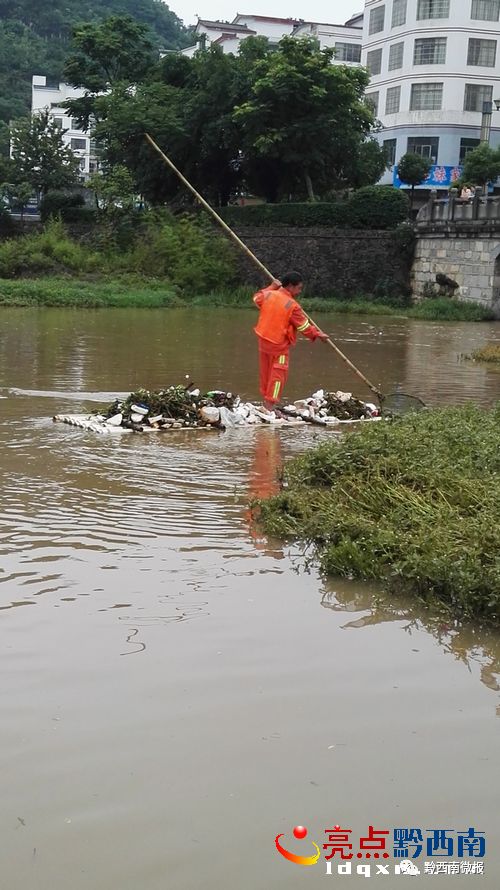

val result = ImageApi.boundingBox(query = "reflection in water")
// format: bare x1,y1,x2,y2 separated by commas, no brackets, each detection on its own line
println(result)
322,585,500,699
245,428,288,558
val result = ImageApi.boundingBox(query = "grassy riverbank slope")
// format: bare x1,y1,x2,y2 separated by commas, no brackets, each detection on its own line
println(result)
257,405,500,623
0,278,494,321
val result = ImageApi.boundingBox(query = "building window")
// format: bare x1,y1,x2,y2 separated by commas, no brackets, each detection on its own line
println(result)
335,42,362,62
467,38,497,66
369,5,385,34
459,137,481,162
71,137,87,151
392,0,407,27
471,0,500,20
366,48,383,75
407,136,439,163
383,138,397,166
52,117,63,128
366,91,380,115
464,83,493,111
70,118,83,131
89,159,99,173
417,0,450,19
414,37,447,64
389,42,404,69
385,85,401,113
410,82,443,110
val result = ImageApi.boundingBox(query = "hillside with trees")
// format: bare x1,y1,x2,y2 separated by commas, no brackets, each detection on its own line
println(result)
0,0,188,126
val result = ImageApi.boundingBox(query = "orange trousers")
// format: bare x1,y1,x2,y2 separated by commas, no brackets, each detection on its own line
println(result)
259,349,289,404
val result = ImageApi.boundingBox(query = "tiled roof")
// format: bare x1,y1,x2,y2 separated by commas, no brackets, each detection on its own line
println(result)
196,19,253,32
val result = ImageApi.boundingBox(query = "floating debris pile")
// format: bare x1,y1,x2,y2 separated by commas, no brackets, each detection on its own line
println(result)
101,385,236,431
283,389,377,423
53,386,380,434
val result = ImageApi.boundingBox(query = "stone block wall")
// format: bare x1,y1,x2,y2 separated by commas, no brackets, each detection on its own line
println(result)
412,234,500,310
233,226,411,298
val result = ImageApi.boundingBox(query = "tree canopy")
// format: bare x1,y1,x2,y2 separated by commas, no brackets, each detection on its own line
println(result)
397,152,432,208
461,144,500,190
10,109,79,198
65,30,386,205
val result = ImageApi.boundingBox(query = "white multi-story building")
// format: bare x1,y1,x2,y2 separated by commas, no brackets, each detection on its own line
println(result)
362,0,500,186
182,13,363,60
292,16,363,62
32,75,99,182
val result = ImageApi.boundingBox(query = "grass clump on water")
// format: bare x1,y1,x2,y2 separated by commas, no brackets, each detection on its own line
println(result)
257,405,500,623
469,344,500,363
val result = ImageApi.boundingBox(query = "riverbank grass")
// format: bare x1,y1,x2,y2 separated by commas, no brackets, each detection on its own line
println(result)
0,278,495,320
257,405,500,623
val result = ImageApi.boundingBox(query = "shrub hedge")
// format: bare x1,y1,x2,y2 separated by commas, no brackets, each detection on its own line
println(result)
40,190,97,224
221,187,410,230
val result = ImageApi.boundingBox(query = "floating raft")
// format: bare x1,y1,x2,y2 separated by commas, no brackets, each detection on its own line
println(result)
53,387,381,435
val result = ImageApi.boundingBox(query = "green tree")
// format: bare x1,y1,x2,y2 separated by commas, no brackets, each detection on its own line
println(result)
64,16,156,93
233,36,375,201
461,143,500,191
66,36,381,206
10,110,79,201
87,164,136,211
0,180,32,222
69,44,242,206
397,152,432,210
349,139,389,190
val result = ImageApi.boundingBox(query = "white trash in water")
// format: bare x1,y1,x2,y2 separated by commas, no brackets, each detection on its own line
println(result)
199,406,220,424
106,413,123,426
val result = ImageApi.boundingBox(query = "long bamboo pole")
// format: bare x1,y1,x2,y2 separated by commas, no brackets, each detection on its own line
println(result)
144,132,383,401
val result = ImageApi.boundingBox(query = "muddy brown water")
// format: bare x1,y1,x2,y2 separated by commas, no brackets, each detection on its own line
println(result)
1,307,499,889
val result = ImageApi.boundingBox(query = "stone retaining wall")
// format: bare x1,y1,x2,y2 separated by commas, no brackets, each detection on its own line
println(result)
232,226,411,298
412,233,500,312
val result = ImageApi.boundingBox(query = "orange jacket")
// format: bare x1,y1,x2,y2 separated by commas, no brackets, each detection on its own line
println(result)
253,286,322,351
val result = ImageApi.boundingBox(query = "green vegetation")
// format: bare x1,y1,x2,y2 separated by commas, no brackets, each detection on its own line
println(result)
396,152,432,210
0,276,494,321
460,143,500,191
221,188,409,230
0,2,187,125
0,279,178,308
0,218,236,292
9,110,79,199
409,298,494,322
469,344,500,363
66,29,384,205
256,405,500,623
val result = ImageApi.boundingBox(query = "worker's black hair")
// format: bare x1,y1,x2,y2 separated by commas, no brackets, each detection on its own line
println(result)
281,271,303,287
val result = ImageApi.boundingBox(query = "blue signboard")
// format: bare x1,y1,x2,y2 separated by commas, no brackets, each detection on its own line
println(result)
393,164,463,189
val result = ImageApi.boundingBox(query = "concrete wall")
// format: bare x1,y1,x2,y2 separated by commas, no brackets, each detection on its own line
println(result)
233,226,412,298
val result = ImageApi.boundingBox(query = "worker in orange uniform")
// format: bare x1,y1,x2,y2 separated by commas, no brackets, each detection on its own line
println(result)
253,271,328,409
